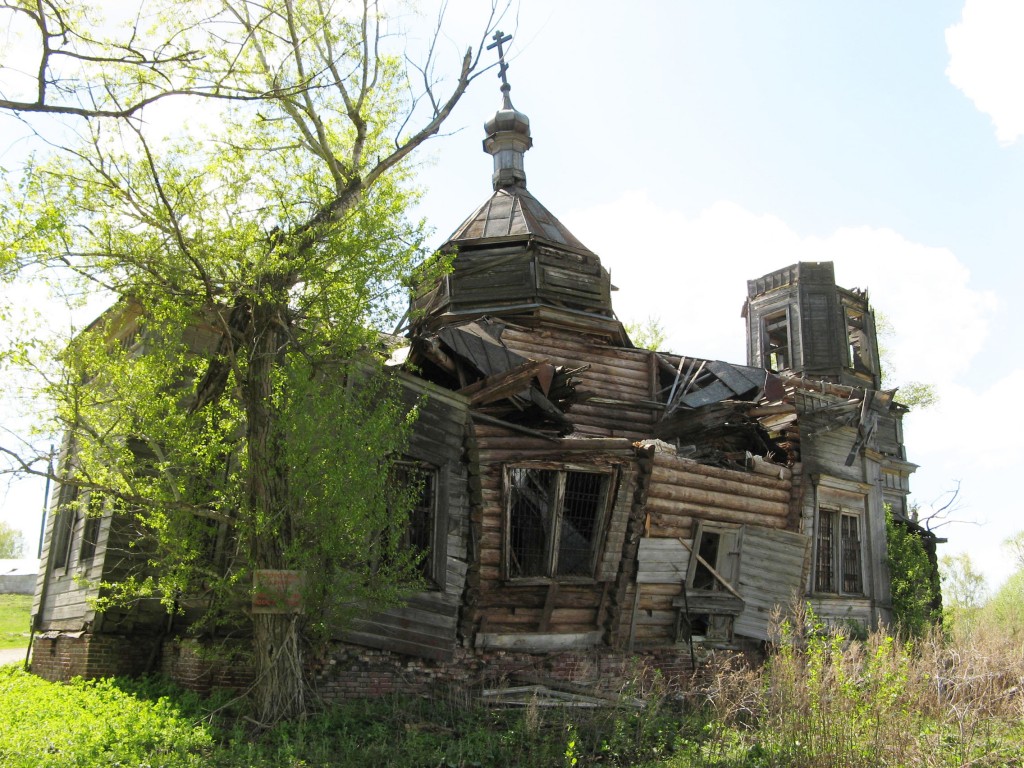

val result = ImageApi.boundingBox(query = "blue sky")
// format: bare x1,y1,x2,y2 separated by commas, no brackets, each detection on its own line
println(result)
409,0,1024,591
3,0,1023,592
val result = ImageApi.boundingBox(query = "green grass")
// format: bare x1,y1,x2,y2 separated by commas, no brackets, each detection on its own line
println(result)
0,594,32,650
1,610,1023,767
0,666,215,767
0,668,679,767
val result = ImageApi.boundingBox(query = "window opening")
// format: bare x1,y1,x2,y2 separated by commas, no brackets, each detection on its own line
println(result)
556,472,604,577
762,310,790,371
681,526,740,642
79,494,103,563
691,531,721,591
52,481,79,570
841,513,863,593
845,308,872,374
815,507,864,595
392,461,438,582
815,509,836,593
507,467,609,580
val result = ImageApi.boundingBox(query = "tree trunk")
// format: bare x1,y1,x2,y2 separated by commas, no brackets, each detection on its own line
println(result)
245,295,305,723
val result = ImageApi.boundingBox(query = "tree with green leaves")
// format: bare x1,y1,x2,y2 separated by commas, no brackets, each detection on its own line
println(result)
0,521,26,558
885,507,941,638
1,0,505,723
873,312,937,409
1004,531,1024,572
938,551,987,637
624,316,667,351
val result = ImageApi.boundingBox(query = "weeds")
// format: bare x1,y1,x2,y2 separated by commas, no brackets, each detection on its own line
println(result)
1,611,1022,767
673,605,1024,767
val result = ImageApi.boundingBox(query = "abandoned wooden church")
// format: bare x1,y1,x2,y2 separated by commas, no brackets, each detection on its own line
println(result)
30,73,922,697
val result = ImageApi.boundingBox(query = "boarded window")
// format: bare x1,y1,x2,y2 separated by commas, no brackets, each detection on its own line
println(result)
506,467,611,580
762,309,790,371
815,507,863,595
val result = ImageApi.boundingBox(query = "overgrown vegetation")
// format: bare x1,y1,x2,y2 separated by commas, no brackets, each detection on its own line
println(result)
672,606,1024,767
885,507,942,637
0,665,680,767
3,604,1024,767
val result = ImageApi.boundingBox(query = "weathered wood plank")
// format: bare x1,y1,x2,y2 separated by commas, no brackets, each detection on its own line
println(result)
476,631,603,652
646,484,789,518
649,466,791,503
644,497,788,529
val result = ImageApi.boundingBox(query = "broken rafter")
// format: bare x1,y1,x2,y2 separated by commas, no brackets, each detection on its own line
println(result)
458,360,556,405
470,412,560,441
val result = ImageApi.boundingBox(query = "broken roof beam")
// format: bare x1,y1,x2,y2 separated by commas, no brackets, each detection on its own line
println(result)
457,359,556,405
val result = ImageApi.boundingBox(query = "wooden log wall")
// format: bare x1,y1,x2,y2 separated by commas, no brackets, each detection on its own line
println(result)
498,326,658,439
622,449,797,648
345,376,472,661
463,420,637,650
646,454,791,532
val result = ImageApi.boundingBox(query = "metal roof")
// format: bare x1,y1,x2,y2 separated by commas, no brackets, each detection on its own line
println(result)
443,186,594,254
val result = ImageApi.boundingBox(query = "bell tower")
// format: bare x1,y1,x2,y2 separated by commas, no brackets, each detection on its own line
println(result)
744,262,881,389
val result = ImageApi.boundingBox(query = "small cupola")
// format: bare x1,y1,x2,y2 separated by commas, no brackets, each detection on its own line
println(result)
408,32,625,343
483,75,532,190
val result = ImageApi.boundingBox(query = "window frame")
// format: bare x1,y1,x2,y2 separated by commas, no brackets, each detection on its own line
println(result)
814,506,865,596
502,463,615,584
391,459,444,589
844,306,874,375
51,481,79,572
761,307,792,372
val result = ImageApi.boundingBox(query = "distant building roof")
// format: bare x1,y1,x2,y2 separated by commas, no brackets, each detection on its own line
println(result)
0,559,39,577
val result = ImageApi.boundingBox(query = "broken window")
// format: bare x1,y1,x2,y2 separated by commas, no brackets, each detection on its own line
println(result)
390,461,440,585
762,309,790,372
845,308,873,375
815,507,863,594
506,467,611,580
680,523,742,641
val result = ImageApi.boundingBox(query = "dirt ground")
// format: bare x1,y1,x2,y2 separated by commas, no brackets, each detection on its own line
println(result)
0,646,28,666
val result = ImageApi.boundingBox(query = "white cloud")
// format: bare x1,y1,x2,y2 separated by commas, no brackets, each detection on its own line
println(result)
565,193,997,391
566,193,1018,588
946,0,1024,145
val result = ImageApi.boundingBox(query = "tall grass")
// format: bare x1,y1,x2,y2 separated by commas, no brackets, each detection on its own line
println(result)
673,605,1024,767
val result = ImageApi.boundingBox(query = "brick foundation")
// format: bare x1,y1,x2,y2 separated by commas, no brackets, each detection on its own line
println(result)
30,633,161,682
32,632,715,704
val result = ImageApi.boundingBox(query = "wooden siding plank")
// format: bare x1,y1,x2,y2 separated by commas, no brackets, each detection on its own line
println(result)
734,527,811,641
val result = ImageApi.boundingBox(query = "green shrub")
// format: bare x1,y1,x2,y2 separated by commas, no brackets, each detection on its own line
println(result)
886,508,941,638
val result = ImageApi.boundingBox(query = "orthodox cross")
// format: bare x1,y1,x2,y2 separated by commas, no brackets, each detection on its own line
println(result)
487,30,513,95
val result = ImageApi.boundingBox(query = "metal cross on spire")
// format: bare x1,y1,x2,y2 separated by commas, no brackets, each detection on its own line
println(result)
487,30,513,106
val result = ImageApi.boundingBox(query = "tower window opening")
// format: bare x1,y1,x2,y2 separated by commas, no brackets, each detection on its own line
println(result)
763,310,790,371
845,308,872,374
